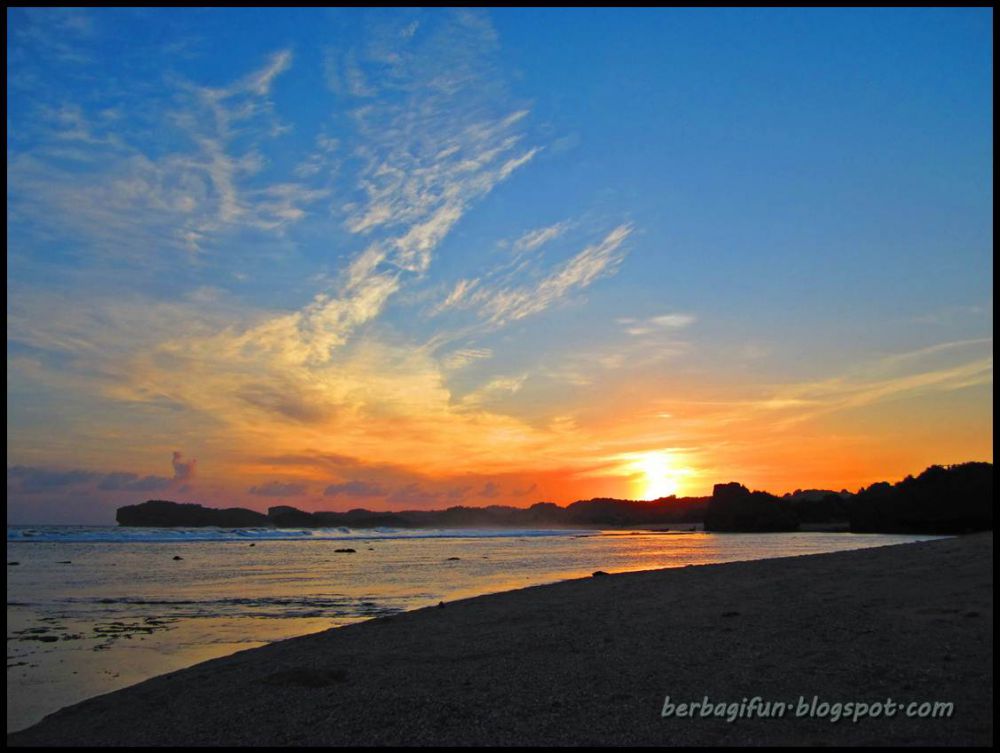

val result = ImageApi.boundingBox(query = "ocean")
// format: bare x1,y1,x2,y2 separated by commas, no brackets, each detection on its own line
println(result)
6,526,944,732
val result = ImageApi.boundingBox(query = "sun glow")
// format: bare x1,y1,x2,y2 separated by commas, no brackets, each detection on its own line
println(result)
627,450,692,500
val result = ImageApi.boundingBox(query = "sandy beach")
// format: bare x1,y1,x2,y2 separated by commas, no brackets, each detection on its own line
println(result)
8,534,992,746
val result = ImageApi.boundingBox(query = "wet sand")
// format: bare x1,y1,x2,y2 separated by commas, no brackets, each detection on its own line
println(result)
8,533,992,746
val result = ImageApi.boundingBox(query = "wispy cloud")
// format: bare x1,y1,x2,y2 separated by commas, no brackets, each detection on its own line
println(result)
509,220,570,256
335,13,540,280
656,339,994,434
10,8,96,67
619,312,696,336
765,353,993,428
435,224,632,328
8,48,323,257
433,278,481,315
7,12,583,496
460,374,527,407
441,347,493,370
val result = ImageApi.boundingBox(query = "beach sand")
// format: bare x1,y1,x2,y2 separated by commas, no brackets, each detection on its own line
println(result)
8,533,992,746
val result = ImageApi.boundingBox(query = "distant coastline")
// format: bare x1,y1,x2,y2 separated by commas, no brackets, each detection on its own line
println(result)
116,462,993,536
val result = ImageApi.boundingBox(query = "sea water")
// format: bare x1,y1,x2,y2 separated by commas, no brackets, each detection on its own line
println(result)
6,526,944,732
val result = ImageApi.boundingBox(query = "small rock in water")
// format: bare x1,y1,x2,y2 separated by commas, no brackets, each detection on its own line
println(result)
592,570,610,577
172,555,183,561
8,562,19,566
57,560,72,564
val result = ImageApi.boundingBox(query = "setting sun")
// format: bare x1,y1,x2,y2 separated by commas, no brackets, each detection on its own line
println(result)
629,451,692,499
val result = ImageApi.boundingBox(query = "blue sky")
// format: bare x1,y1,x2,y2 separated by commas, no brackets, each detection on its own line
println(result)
7,8,993,523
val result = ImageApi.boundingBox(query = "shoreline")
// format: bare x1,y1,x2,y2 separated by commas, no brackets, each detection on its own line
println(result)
8,534,992,746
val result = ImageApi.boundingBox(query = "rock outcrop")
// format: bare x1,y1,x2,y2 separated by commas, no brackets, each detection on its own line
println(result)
266,506,318,528
784,490,852,524
703,483,799,532
116,500,270,527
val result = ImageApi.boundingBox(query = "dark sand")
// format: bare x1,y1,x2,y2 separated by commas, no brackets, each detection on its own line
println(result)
8,534,992,746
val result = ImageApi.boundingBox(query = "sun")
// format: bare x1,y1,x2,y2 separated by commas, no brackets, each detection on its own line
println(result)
631,450,687,500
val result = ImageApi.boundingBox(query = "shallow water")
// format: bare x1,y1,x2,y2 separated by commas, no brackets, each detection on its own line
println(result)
6,526,943,732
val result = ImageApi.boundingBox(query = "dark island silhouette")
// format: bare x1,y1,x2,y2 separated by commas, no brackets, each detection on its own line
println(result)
116,496,711,530
848,461,993,534
116,462,992,535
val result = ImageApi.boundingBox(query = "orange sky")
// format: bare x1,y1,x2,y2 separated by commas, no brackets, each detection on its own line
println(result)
6,9,993,524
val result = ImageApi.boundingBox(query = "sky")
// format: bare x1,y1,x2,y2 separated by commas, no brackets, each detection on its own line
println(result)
7,7,993,524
